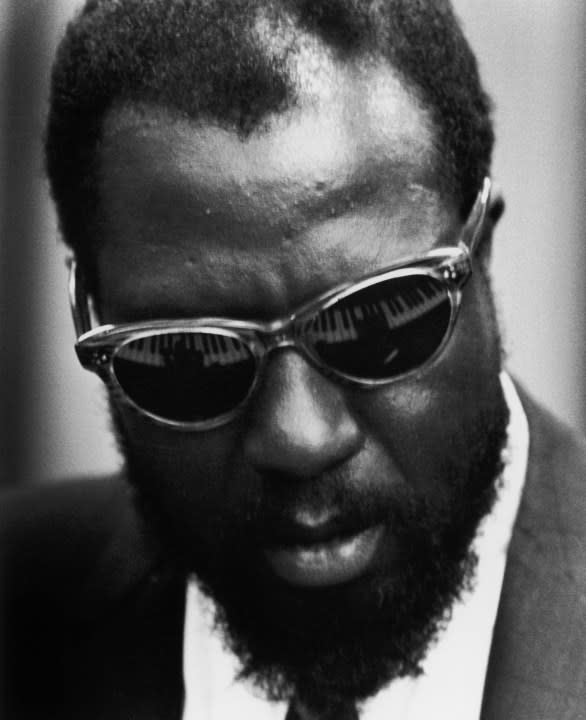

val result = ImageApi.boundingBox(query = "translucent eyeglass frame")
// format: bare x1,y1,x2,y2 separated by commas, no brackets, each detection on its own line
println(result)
69,177,491,430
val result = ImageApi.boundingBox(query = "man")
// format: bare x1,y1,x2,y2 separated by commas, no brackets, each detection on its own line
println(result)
2,0,585,718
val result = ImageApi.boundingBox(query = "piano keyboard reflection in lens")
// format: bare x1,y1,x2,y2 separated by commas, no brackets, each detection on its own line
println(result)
116,332,251,368
309,275,447,343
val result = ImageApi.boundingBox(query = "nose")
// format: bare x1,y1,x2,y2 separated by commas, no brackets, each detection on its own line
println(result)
241,351,363,479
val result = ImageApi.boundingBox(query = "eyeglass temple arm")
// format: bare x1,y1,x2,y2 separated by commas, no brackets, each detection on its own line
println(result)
461,177,492,257
67,256,92,338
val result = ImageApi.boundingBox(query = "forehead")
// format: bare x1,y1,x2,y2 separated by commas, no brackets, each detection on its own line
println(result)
101,57,440,217
97,60,455,319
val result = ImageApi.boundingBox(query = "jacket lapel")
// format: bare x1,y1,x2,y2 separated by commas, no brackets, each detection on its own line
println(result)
481,388,586,719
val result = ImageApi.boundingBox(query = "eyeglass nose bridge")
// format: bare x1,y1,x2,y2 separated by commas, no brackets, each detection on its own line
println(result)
249,320,333,399
256,320,300,355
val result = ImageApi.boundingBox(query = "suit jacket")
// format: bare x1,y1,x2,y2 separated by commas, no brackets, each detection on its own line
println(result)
1,388,585,719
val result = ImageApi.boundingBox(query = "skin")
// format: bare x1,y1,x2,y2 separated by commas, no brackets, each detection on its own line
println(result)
93,55,505,698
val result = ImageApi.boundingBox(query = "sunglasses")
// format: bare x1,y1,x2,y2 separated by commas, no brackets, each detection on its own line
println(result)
70,178,491,430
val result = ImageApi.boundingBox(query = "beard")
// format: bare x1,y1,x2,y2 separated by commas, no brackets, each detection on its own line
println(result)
113,377,509,709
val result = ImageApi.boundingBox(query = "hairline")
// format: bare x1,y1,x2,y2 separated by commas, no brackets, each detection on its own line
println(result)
96,56,454,231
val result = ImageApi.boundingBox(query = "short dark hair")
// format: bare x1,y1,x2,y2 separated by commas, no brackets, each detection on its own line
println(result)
46,0,494,276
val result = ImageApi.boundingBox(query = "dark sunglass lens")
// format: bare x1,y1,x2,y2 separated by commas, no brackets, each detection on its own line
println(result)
112,331,256,422
307,274,452,379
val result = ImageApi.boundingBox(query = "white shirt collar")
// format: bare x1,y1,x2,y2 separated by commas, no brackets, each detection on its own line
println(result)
182,371,529,720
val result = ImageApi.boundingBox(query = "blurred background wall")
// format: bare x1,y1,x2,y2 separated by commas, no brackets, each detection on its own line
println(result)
0,0,585,485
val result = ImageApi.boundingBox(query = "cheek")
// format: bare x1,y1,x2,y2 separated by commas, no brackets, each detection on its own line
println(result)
115,407,252,530
352,282,501,495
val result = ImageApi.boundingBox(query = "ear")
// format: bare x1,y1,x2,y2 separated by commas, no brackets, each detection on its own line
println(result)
488,185,505,227
478,183,505,266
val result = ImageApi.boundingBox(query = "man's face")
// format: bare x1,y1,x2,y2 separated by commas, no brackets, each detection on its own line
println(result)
95,60,506,704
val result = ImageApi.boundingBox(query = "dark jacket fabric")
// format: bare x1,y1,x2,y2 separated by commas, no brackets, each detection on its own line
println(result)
2,389,585,720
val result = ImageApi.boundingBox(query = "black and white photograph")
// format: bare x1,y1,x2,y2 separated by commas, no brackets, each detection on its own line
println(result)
1,2,585,718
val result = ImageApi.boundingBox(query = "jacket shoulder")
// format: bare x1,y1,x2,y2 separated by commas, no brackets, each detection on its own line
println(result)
0,476,186,720
1,476,130,605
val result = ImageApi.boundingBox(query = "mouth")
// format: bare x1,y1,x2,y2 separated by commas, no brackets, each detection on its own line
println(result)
263,523,385,587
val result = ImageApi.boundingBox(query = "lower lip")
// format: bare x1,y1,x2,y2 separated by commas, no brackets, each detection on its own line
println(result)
263,525,385,587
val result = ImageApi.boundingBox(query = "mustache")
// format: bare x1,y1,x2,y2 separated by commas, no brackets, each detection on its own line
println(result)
235,467,418,548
